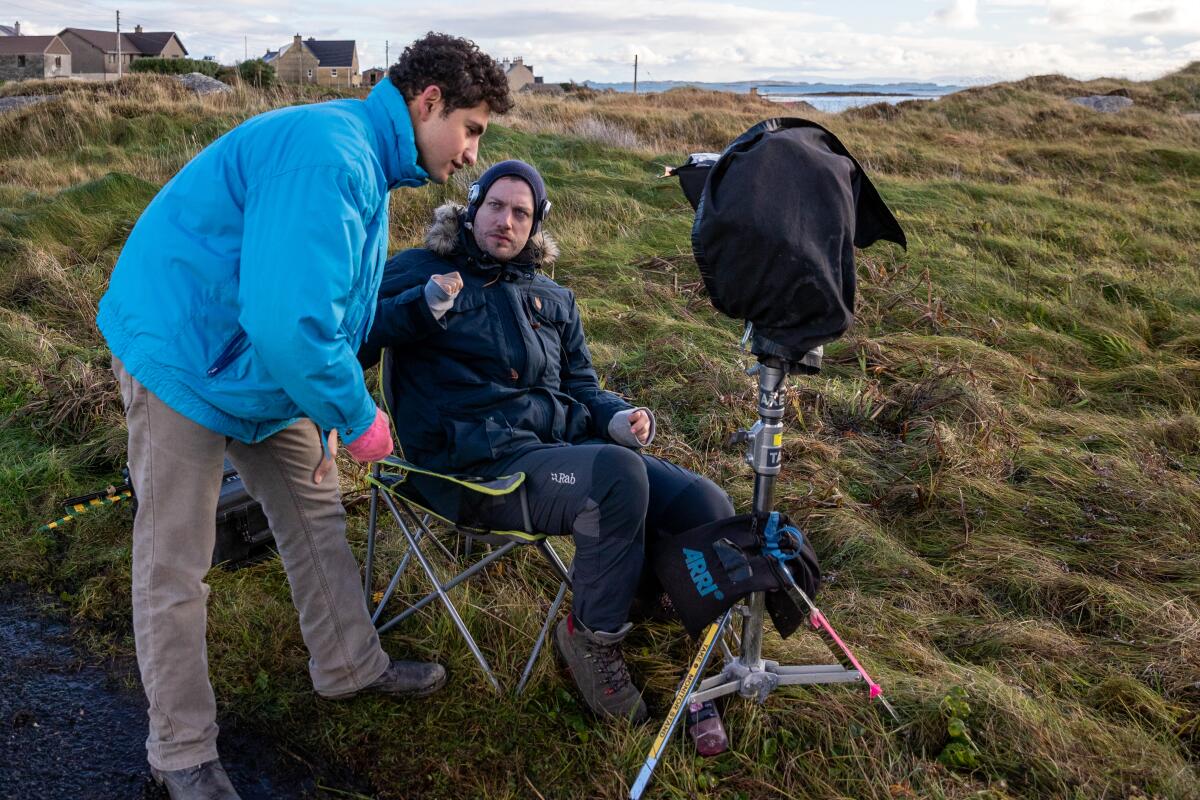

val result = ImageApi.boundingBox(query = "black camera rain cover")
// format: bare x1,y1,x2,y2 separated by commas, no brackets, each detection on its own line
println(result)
682,118,906,357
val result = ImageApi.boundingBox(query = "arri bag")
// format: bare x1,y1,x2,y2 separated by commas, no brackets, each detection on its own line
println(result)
651,512,821,638
670,118,906,367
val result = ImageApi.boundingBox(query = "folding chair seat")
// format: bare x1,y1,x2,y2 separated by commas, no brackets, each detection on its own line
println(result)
361,458,571,694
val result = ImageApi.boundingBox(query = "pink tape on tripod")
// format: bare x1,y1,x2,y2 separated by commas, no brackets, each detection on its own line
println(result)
810,610,882,699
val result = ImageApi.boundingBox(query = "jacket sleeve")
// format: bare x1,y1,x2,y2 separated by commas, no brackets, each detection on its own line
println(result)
237,165,377,444
558,292,632,436
357,254,447,369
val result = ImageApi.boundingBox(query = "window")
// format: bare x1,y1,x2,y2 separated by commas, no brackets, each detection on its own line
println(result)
17,55,25,67
55,56,62,68
306,68,313,79
331,68,338,77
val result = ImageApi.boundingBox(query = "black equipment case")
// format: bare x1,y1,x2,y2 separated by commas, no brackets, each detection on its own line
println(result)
127,458,275,567
213,460,274,566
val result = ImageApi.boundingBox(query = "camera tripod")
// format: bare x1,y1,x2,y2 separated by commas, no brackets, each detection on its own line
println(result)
629,354,897,800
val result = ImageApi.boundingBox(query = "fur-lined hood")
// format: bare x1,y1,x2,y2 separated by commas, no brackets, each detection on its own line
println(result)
423,203,559,269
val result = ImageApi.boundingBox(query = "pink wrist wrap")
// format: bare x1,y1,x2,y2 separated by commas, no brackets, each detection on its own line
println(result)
345,407,393,463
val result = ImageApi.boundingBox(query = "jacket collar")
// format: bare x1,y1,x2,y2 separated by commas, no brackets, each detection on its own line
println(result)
363,80,429,190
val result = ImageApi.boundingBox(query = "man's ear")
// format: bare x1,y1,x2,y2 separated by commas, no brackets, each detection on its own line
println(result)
412,85,444,122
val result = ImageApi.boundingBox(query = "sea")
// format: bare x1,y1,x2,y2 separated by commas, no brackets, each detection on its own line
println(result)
581,80,963,113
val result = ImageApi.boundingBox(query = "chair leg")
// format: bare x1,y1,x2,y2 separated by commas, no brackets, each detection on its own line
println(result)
379,490,502,693
376,538,518,633
400,505,458,564
537,538,572,587
513,539,575,696
370,511,423,624
516,579,568,696
363,471,380,608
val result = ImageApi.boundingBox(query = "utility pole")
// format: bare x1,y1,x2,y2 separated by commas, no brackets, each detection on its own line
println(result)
244,35,247,62
633,54,638,94
385,40,389,66
115,10,121,79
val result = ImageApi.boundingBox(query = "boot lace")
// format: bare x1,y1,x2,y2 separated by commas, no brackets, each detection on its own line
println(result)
586,638,633,692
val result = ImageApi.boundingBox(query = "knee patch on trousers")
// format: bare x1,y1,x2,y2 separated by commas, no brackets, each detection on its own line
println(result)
577,446,649,540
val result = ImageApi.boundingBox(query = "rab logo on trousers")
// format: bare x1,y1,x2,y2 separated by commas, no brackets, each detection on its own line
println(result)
683,548,724,600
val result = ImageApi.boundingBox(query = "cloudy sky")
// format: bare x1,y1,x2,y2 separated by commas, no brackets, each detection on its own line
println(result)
11,0,1200,84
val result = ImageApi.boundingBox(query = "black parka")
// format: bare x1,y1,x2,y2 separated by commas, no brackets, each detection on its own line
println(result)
359,204,632,473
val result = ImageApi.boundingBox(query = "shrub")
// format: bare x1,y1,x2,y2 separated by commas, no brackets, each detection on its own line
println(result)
237,59,275,89
130,57,220,77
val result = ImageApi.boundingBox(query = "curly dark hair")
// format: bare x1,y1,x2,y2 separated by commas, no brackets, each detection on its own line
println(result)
388,32,513,115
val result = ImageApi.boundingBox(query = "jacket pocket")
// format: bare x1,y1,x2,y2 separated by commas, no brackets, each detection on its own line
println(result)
443,415,506,469
206,330,250,377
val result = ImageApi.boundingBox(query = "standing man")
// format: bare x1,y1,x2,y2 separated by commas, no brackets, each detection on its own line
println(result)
97,33,512,800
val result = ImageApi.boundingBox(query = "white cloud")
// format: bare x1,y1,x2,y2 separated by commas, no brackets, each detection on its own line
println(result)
933,0,981,29
8,0,1200,83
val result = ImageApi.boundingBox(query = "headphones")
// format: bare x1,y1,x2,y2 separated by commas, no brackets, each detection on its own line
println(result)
467,180,551,227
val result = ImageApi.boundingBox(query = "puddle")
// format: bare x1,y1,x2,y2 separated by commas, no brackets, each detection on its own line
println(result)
0,589,372,799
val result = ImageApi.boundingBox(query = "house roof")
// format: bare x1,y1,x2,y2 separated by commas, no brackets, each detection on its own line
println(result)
0,35,61,55
126,31,183,55
0,24,18,36
304,38,355,68
59,27,187,56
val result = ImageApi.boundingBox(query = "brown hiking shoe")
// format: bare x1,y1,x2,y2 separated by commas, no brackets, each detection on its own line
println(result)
554,614,648,723
319,659,447,700
151,758,241,800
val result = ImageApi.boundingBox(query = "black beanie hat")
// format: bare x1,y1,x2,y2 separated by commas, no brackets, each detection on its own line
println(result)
465,160,551,234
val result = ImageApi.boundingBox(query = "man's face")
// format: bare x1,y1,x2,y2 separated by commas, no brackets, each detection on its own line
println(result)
471,177,535,262
410,86,490,183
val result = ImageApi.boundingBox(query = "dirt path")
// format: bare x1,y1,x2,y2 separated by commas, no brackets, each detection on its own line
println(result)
0,589,372,799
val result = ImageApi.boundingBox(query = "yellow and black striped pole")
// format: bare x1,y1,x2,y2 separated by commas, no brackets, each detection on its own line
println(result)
629,610,731,800
38,489,133,532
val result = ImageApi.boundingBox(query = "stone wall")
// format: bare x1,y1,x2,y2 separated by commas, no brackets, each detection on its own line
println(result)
274,42,319,85
0,54,43,82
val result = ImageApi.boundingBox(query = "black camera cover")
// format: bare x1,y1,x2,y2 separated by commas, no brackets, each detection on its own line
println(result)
672,118,906,361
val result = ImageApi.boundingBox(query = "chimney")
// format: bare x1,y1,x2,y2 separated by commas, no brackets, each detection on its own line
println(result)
134,24,143,34
294,33,302,49
13,21,19,35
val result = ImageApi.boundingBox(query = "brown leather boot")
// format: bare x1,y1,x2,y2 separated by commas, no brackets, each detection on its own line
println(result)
553,614,647,723
150,759,241,800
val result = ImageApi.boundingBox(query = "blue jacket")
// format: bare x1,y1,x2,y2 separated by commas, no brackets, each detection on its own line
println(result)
97,80,428,445
359,204,633,473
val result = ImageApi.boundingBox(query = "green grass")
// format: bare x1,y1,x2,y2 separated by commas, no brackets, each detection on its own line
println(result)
2,68,1200,798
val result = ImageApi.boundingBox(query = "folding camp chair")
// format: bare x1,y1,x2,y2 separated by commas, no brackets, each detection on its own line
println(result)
360,351,572,693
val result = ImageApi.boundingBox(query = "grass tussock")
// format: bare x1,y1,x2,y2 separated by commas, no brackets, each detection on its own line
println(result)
2,66,1200,798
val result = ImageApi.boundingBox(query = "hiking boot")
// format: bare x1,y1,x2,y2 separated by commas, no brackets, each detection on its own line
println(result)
150,758,241,800
628,591,677,624
554,614,648,723
320,659,447,700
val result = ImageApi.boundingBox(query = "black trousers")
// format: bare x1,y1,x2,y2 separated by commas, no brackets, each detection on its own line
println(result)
485,443,734,632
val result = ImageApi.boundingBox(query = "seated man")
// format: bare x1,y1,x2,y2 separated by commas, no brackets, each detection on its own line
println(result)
359,161,733,723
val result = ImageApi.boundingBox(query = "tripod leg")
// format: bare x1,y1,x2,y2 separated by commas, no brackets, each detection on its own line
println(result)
629,611,730,800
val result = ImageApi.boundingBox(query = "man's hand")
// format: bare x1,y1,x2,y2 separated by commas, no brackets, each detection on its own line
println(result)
628,409,652,445
314,428,338,485
430,271,463,298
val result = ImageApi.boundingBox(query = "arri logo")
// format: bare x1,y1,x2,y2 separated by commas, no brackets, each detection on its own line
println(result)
683,548,724,600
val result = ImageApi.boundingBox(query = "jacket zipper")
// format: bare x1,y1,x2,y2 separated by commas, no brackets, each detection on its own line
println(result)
206,330,249,377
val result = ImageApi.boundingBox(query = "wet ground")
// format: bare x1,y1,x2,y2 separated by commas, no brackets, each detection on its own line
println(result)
0,588,373,799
